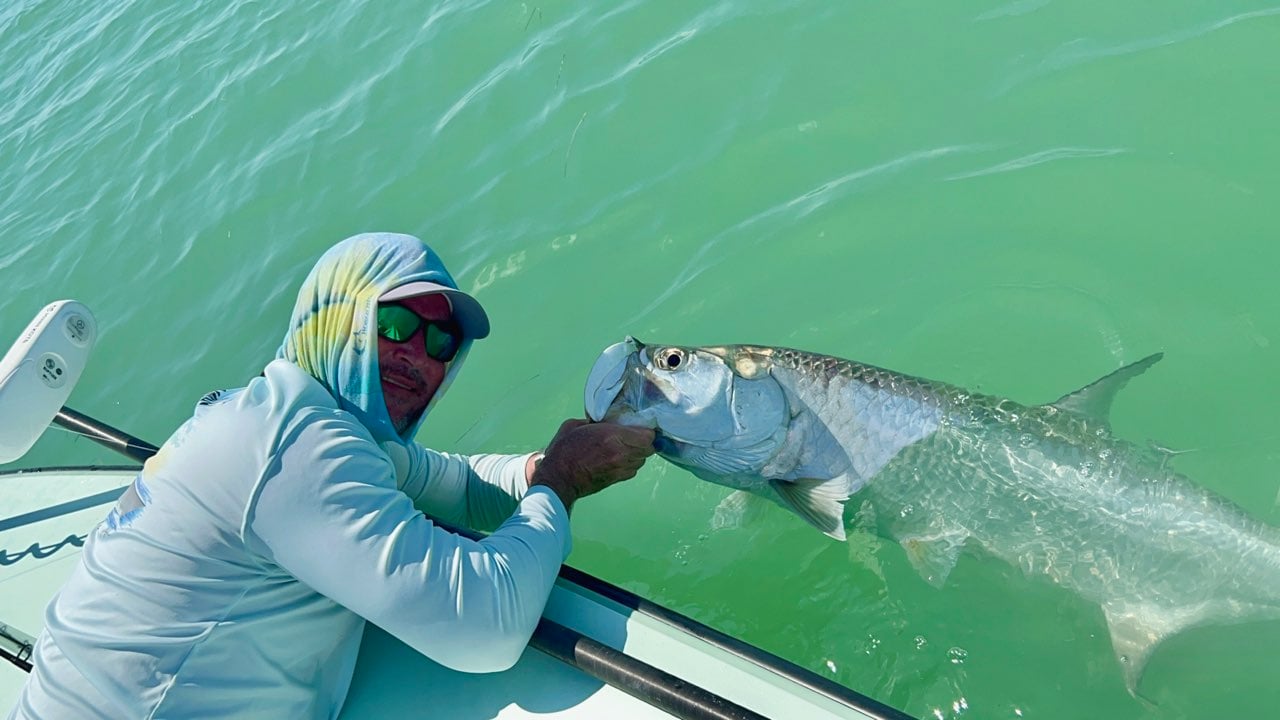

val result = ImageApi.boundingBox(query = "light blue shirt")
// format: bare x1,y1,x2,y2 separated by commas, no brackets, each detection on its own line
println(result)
9,359,570,719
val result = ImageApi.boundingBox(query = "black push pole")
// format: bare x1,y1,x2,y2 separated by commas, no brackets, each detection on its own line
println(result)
52,407,158,464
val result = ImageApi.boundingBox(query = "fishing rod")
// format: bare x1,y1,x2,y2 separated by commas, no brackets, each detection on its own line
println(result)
0,300,769,720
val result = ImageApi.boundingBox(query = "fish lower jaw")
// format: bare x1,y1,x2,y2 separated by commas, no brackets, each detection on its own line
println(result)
601,407,658,429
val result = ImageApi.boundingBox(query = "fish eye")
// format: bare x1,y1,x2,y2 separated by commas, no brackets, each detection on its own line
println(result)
656,348,685,371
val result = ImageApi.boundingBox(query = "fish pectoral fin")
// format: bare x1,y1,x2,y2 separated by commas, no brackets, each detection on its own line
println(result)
1049,353,1163,423
683,443,776,476
900,531,967,588
769,476,852,541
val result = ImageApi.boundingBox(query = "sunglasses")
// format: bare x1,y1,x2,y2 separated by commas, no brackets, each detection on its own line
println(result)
375,304,464,363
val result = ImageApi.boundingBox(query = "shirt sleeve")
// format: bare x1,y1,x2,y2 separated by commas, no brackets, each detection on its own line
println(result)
385,440,539,533
245,412,570,673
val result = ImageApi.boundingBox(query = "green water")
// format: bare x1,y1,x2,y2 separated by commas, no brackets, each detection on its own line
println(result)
4,0,1279,717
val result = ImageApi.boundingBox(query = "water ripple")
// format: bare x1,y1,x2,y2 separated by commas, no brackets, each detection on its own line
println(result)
434,6,590,135
0,239,36,273
578,2,733,95
585,0,648,32
945,147,1126,181
975,0,1052,22
786,145,988,219
997,6,1280,95
628,144,988,324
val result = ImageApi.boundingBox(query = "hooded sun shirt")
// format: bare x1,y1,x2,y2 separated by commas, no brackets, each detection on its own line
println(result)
10,233,571,720
279,232,479,443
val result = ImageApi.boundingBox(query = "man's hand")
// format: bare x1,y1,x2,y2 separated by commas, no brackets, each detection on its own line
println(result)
530,419,656,512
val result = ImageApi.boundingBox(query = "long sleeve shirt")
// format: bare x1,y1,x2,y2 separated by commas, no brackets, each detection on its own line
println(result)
9,360,569,720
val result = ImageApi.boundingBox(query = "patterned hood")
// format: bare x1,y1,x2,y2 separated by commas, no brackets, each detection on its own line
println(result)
277,233,477,445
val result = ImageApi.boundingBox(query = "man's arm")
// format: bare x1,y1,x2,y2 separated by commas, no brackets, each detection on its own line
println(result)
392,443,539,532
392,420,652,530
247,415,654,674
248,415,568,673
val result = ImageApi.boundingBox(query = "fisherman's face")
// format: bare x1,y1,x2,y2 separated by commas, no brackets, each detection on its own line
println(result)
377,293,451,434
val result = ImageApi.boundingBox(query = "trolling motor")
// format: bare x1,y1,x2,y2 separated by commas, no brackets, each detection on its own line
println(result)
0,301,97,464
0,301,156,465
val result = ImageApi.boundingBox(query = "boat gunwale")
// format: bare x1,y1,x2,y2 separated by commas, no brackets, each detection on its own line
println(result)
1,464,915,720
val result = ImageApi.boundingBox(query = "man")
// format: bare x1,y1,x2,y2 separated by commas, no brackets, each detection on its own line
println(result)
9,233,655,719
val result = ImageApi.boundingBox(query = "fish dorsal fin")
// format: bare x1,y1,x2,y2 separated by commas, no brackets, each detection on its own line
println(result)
1049,353,1163,422
769,476,852,541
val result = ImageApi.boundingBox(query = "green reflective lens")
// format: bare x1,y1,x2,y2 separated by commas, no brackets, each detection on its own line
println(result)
376,304,463,362
422,321,462,362
376,305,420,342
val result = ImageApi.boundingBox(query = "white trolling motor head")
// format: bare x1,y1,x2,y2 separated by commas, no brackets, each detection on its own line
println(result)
0,301,97,464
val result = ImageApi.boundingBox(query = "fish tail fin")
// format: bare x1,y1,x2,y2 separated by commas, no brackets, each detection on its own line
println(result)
769,475,853,541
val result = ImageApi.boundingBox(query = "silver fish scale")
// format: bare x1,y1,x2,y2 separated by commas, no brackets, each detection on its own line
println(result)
769,347,970,410
768,348,949,487
789,351,1280,612
764,347,1280,611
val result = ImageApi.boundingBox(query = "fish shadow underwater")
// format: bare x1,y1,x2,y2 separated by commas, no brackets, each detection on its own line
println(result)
586,337,1280,696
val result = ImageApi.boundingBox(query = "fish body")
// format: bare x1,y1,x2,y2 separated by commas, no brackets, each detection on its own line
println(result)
584,337,1280,690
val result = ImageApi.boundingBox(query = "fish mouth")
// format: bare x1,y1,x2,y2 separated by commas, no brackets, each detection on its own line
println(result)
585,336,642,421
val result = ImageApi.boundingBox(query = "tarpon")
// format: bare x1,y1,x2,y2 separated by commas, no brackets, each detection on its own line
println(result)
584,337,1280,692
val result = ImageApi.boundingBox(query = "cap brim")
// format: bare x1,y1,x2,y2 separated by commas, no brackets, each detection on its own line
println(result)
379,282,490,339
